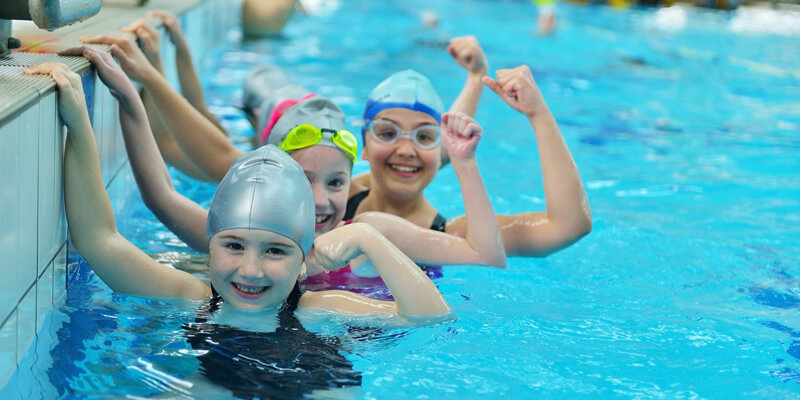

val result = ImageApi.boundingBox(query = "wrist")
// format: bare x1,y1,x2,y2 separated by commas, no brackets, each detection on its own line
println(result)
450,157,479,174
466,71,486,83
140,66,163,87
175,42,190,56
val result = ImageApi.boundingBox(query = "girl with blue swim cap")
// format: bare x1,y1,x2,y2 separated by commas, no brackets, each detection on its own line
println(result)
351,50,593,257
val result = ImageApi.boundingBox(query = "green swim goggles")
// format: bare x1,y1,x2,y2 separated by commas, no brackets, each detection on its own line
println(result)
366,119,441,149
279,124,359,162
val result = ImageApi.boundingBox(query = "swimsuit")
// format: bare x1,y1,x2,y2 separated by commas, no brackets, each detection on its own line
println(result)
183,284,361,399
344,189,447,232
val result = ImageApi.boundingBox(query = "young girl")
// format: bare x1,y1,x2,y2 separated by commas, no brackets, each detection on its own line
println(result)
69,34,505,277
350,66,593,257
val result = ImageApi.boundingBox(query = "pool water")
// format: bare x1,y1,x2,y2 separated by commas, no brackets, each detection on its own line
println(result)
4,0,800,398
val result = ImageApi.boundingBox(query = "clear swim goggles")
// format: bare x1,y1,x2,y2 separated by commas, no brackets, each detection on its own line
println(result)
279,124,359,162
366,119,441,149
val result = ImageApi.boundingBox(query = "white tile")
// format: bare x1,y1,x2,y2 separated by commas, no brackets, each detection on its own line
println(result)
0,116,21,323
0,310,16,389
36,263,53,332
101,84,116,180
17,104,39,291
16,287,35,365
90,74,106,186
53,245,67,305
38,93,66,275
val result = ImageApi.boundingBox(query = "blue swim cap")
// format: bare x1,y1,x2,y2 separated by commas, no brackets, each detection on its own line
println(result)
362,70,444,141
206,145,315,255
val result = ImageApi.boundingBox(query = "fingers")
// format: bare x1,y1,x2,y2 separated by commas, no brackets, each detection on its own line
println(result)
22,62,79,89
482,76,505,98
81,34,137,52
147,10,177,28
58,47,85,57
443,112,481,139
108,43,132,66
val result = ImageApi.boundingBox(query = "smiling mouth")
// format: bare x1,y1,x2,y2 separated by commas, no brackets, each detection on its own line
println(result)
232,282,269,296
389,164,421,174
315,215,331,225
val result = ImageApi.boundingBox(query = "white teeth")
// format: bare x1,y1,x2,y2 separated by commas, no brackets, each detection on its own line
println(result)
316,215,329,224
233,283,267,294
391,165,420,173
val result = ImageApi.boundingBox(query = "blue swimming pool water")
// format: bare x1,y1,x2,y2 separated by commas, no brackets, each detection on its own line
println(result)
4,1,800,398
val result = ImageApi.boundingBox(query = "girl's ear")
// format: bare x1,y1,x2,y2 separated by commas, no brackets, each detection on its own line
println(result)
298,262,308,282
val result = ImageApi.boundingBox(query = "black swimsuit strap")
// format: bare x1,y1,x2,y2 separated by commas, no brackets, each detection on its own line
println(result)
430,213,447,232
346,190,447,232
344,189,370,220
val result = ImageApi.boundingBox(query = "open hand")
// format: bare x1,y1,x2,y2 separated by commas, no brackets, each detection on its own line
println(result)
482,65,547,118
447,35,488,76
120,19,164,73
80,34,158,84
23,63,88,128
441,111,481,162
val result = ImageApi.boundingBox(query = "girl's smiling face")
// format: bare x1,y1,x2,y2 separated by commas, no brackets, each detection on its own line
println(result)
362,108,441,201
208,229,305,311
291,146,352,235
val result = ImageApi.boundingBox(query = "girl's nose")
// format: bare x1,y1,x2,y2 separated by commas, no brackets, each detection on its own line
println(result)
394,138,417,157
238,252,265,280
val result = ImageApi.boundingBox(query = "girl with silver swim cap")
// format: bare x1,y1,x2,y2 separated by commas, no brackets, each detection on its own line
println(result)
30,56,450,319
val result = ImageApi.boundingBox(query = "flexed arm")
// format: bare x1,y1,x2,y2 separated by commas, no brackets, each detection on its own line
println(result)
80,34,243,181
23,62,210,300
448,65,591,257
77,46,212,252
303,223,451,319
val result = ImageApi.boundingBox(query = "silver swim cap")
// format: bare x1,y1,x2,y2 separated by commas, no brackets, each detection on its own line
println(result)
206,145,315,255
267,96,352,158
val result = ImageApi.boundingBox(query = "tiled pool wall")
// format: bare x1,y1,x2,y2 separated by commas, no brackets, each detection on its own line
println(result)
0,0,239,387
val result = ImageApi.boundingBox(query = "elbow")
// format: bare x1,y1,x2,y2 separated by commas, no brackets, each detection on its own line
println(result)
575,214,593,239
489,254,507,269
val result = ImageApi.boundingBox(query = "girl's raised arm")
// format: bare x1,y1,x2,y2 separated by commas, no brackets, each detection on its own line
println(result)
23,62,209,300
78,46,211,252
80,34,242,181
451,65,592,257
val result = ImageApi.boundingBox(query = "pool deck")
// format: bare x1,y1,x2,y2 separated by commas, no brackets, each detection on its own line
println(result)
0,0,239,388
